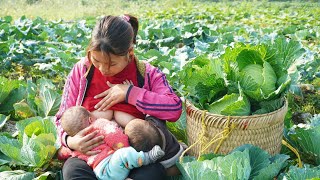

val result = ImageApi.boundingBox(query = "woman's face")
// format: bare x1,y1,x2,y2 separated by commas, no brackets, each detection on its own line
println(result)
89,50,130,77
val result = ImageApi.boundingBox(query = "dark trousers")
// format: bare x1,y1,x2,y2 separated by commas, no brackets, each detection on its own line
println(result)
63,157,166,180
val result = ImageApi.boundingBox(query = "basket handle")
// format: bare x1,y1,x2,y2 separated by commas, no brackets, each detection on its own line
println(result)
199,116,236,158
282,139,302,168
179,110,207,162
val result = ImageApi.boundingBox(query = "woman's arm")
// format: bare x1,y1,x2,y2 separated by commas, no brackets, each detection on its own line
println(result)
55,60,104,154
55,64,81,147
126,66,182,122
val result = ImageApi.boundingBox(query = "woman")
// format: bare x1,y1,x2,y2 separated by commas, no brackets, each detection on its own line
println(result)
55,14,182,180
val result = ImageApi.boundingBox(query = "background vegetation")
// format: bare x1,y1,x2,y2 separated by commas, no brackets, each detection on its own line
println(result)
0,0,319,179
1,0,204,20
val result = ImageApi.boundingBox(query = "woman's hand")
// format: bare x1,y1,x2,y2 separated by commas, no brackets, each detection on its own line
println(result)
122,79,133,85
94,81,131,111
67,126,104,155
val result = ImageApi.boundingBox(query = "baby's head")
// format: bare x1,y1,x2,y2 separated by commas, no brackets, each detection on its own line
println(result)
124,119,163,152
61,106,92,136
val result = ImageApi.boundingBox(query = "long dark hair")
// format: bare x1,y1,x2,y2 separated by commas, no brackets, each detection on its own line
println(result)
87,14,139,58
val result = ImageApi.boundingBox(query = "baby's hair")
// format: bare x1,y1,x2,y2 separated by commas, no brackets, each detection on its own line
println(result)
87,14,139,59
61,106,90,136
126,119,163,152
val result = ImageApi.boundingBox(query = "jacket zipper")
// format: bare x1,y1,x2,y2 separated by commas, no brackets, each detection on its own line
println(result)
80,79,88,105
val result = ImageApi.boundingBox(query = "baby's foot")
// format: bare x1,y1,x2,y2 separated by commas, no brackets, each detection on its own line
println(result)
148,145,165,162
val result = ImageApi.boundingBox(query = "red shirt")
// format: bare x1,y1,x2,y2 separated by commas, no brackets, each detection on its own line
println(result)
82,60,145,119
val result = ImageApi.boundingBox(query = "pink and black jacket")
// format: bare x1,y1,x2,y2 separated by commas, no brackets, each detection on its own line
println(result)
55,57,182,148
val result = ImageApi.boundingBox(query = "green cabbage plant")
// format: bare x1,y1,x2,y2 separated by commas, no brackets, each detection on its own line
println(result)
180,37,305,115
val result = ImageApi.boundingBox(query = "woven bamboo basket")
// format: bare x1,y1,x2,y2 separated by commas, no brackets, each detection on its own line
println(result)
186,100,288,156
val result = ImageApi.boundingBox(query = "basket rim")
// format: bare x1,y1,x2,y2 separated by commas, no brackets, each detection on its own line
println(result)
186,99,288,119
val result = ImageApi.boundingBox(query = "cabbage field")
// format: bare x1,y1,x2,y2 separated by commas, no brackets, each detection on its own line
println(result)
0,1,320,179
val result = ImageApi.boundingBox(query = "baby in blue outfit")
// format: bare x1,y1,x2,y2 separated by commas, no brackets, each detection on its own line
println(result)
60,106,165,180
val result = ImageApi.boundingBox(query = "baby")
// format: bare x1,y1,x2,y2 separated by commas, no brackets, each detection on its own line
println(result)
60,106,164,180
126,117,184,177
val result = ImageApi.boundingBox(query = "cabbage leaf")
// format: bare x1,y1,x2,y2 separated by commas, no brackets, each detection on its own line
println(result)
279,165,320,180
177,150,251,180
286,115,320,165
177,144,288,180
0,170,34,180
0,117,58,167
208,92,251,116
0,77,19,106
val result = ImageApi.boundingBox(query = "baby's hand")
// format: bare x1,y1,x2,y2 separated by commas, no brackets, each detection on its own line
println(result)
122,79,133,85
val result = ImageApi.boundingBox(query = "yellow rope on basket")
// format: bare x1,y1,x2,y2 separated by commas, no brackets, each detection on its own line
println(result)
198,110,209,159
179,110,237,162
282,139,303,168
179,110,207,163
198,116,236,159
214,116,237,154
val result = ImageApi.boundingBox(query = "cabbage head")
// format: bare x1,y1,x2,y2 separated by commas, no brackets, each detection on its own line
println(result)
240,61,277,101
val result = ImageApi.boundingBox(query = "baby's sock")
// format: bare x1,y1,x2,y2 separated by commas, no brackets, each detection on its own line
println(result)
143,145,165,165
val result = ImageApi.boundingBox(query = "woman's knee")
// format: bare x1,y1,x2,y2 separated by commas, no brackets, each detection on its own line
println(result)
63,157,97,180
128,163,166,180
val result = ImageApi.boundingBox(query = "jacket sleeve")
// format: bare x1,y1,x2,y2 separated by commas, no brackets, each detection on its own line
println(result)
126,65,182,122
55,62,83,147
